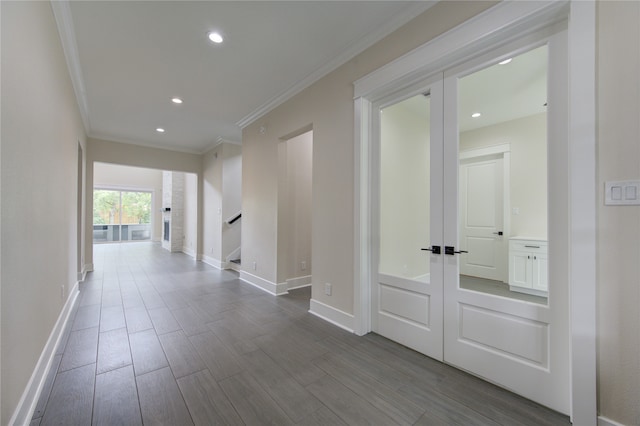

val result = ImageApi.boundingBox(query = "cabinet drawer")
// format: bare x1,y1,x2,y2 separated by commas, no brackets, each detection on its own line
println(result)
509,240,547,253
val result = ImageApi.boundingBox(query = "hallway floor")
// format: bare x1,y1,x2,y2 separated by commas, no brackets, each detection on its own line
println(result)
32,242,570,425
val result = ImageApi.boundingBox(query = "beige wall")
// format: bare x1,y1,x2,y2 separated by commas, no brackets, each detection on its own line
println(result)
183,172,198,255
460,113,547,239
221,144,242,263
277,131,313,283
242,1,497,312
597,1,640,424
0,1,87,423
202,147,223,262
93,163,163,241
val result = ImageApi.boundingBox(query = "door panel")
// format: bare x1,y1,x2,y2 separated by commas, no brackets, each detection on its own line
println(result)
375,85,444,361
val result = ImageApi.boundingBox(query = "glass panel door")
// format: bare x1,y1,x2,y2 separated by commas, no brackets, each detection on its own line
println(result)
93,189,152,243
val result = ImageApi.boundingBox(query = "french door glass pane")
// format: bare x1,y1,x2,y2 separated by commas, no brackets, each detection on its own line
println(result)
93,190,151,243
457,45,548,304
379,94,431,281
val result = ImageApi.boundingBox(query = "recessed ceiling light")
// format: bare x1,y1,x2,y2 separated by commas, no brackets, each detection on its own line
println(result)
171,97,183,104
208,32,223,44
156,128,165,133
471,112,482,118
499,58,512,65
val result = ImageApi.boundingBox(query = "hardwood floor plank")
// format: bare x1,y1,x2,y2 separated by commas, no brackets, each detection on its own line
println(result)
305,374,398,426
172,307,211,336
59,326,99,372
158,330,206,379
93,365,142,426
97,327,132,374
314,353,424,425
189,331,243,381
219,372,294,425
71,304,101,331
40,363,95,426
137,367,194,426
148,306,181,335
124,306,153,333
129,328,169,376
177,369,244,426
100,304,126,332
242,349,322,422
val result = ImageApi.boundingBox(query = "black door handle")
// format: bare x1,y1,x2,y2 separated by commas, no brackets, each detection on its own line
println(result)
445,246,468,255
493,231,503,235
421,245,441,255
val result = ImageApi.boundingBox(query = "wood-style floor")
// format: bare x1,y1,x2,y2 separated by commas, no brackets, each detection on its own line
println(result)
32,242,570,425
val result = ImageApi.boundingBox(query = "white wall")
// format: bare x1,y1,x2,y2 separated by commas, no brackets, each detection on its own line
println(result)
202,147,223,264
380,98,430,279
277,131,313,284
93,163,163,241
597,2,640,424
460,113,547,239
1,2,86,423
183,172,198,257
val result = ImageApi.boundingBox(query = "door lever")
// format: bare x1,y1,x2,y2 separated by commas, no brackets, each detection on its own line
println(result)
421,245,441,255
493,231,503,235
445,246,468,255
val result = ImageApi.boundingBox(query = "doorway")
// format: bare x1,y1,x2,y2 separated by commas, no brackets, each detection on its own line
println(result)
371,35,568,414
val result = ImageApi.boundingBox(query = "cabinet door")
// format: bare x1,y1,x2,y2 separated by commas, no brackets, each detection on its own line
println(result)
532,253,548,291
510,251,531,289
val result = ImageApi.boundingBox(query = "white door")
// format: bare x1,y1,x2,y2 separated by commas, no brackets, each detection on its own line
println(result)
443,37,570,414
373,34,569,415
459,156,506,281
374,81,444,361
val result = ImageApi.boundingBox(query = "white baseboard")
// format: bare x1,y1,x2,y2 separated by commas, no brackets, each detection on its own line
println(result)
286,275,312,290
181,247,197,258
202,255,224,270
309,299,355,333
240,271,288,295
9,281,80,425
598,416,626,426
84,263,94,273
227,262,240,272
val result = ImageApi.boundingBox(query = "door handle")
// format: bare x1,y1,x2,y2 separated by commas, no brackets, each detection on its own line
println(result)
493,231,503,235
421,245,441,255
445,246,468,255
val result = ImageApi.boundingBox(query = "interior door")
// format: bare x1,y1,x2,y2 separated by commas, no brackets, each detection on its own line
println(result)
459,156,505,281
374,81,444,361
442,38,569,414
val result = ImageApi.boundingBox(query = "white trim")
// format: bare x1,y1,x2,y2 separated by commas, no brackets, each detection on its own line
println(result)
181,247,197,259
286,275,312,290
8,282,80,425
354,1,567,99
89,132,205,155
459,143,510,160
567,1,597,424
236,1,436,129
239,271,288,296
50,0,90,133
309,299,355,333
597,416,626,426
202,255,224,270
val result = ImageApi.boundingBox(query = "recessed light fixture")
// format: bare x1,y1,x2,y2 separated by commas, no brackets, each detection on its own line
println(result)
171,97,183,104
471,112,482,118
499,58,512,65
207,31,223,44
156,128,165,133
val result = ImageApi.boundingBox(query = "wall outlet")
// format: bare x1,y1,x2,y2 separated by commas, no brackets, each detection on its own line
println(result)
324,283,332,296
253,261,257,271
301,261,306,271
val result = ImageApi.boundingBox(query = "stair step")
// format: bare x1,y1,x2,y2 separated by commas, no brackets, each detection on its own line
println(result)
230,259,241,265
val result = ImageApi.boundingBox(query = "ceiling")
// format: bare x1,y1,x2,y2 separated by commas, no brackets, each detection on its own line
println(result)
55,1,434,153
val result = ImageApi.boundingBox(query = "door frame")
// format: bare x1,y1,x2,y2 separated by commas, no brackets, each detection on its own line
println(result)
352,1,596,424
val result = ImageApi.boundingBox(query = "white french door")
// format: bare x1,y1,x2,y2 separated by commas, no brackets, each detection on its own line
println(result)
373,31,569,414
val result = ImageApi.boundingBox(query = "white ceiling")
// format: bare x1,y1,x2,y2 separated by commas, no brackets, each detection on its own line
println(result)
56,1,434,153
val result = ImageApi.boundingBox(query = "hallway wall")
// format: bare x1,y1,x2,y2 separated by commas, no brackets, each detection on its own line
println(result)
0,2,87,423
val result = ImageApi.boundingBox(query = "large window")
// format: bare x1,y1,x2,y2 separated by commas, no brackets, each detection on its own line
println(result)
93,189,152,243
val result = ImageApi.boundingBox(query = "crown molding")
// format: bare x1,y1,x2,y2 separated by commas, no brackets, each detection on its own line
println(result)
51,0,91,133
88,131,205,155
235,1,436,129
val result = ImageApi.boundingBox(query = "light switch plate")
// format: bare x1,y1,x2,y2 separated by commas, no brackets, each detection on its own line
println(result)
605,180,640,205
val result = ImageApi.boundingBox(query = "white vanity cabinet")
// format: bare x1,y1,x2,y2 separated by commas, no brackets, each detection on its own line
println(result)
509,238,548,296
